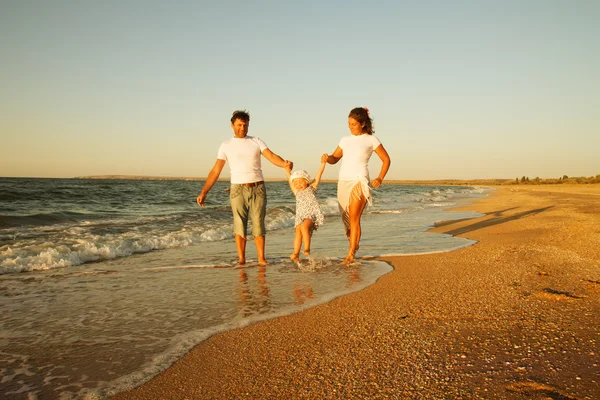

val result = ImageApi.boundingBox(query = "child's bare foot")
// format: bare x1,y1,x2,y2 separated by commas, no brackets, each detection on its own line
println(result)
290,253,300,262
303,249,310,257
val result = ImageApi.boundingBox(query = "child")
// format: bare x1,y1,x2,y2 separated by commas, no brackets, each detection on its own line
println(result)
285,154,328,262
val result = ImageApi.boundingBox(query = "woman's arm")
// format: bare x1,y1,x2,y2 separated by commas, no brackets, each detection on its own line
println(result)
311,154,328,189
326,147,343,165
371,144,391,188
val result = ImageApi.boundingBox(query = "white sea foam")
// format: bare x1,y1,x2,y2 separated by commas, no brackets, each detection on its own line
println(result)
1,228,223,274
427,202,455,207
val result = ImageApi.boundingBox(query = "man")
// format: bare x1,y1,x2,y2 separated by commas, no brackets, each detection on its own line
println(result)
197,110,292,266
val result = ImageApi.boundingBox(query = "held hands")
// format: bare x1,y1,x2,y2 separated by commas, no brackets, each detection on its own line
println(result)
321,154,328,164
197,192,207,206
371,178,383,189
284,160,293,172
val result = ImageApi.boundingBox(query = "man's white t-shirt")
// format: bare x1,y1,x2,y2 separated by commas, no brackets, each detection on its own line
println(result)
338,134,382,180
217,136,267,184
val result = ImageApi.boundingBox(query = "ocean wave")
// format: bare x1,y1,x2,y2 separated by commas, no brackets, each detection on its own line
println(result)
0,211,93,229
0,181,489,275
0,209,302,274
0,232,199,274
408,186,488,204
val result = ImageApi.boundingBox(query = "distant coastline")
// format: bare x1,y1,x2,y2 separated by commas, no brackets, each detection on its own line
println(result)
76,175,212,181
75,175,288,182
73,174,599,186
2,175,596,186
74,175,509,186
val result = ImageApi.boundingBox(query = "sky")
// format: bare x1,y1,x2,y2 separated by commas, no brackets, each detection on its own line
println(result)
1,1,599,180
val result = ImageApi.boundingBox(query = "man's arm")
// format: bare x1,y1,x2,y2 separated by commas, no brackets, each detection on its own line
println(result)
262,148,293,170
197,159,226,206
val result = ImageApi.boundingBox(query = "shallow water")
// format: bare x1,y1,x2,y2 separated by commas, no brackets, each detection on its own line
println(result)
0,178,489,399
1,257,392,399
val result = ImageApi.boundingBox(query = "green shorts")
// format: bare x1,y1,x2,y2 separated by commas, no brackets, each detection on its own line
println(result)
230,182,267,238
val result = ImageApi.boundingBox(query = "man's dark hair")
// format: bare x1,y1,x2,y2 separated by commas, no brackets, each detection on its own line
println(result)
231,110,250,123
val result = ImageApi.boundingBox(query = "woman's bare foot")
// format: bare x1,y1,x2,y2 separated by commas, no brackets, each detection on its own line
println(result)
342,254,355,265
290,253,300,262
258,258,268,266
238,258,246,265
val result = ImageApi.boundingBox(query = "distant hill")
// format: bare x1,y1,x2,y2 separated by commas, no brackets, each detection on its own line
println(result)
385,179,511,186
75,175,287,182
76,175,207,181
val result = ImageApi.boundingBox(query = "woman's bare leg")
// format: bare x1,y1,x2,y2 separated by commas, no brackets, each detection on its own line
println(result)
343,191,368,264
300,219,314,257
290,225,302,262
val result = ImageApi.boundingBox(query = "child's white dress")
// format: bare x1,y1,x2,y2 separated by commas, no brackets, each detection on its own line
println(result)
295,187,324,229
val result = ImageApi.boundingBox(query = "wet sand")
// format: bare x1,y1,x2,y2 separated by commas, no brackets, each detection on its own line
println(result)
113,185,600,399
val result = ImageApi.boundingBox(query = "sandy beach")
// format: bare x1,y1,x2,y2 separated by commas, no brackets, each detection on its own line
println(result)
112,185,600,400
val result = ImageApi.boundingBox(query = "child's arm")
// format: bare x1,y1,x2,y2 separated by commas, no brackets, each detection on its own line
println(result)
311,154,328,189
285,166,297,195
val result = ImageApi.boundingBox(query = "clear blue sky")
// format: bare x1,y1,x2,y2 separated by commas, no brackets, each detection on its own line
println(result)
1,1,599,180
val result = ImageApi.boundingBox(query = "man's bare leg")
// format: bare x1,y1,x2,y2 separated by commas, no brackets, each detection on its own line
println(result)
235,234,247,265
254,235,267,266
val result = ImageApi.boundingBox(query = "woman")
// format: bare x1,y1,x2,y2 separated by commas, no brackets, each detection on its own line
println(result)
325,107,391,264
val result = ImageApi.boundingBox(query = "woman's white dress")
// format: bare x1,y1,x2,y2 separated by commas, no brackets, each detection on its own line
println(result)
336,134,382,230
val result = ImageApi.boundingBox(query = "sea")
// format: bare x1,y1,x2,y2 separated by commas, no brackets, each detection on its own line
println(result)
0,177,489,399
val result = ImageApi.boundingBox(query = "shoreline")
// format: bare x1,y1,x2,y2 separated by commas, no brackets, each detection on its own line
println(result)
112,185,600,399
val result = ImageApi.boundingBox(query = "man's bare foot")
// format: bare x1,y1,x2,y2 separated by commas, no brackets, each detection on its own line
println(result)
290,253,300,262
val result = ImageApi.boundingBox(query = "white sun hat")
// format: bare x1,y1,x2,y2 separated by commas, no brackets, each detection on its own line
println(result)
289,170,310,183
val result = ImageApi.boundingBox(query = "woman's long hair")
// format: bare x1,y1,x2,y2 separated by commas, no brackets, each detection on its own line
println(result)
348,107,374,135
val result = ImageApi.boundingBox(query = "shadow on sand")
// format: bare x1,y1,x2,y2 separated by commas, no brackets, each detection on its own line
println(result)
435,206,553,236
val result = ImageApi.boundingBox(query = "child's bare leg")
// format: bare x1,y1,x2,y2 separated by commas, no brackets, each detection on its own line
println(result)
301,219,314,257
290,225,302,262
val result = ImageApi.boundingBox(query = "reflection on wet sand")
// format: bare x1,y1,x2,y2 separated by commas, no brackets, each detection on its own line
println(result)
238,266,271,317
293,282,315,305
346,266,363,287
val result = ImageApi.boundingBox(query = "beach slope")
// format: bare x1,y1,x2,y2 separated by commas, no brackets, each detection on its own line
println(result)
113,185,600,399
